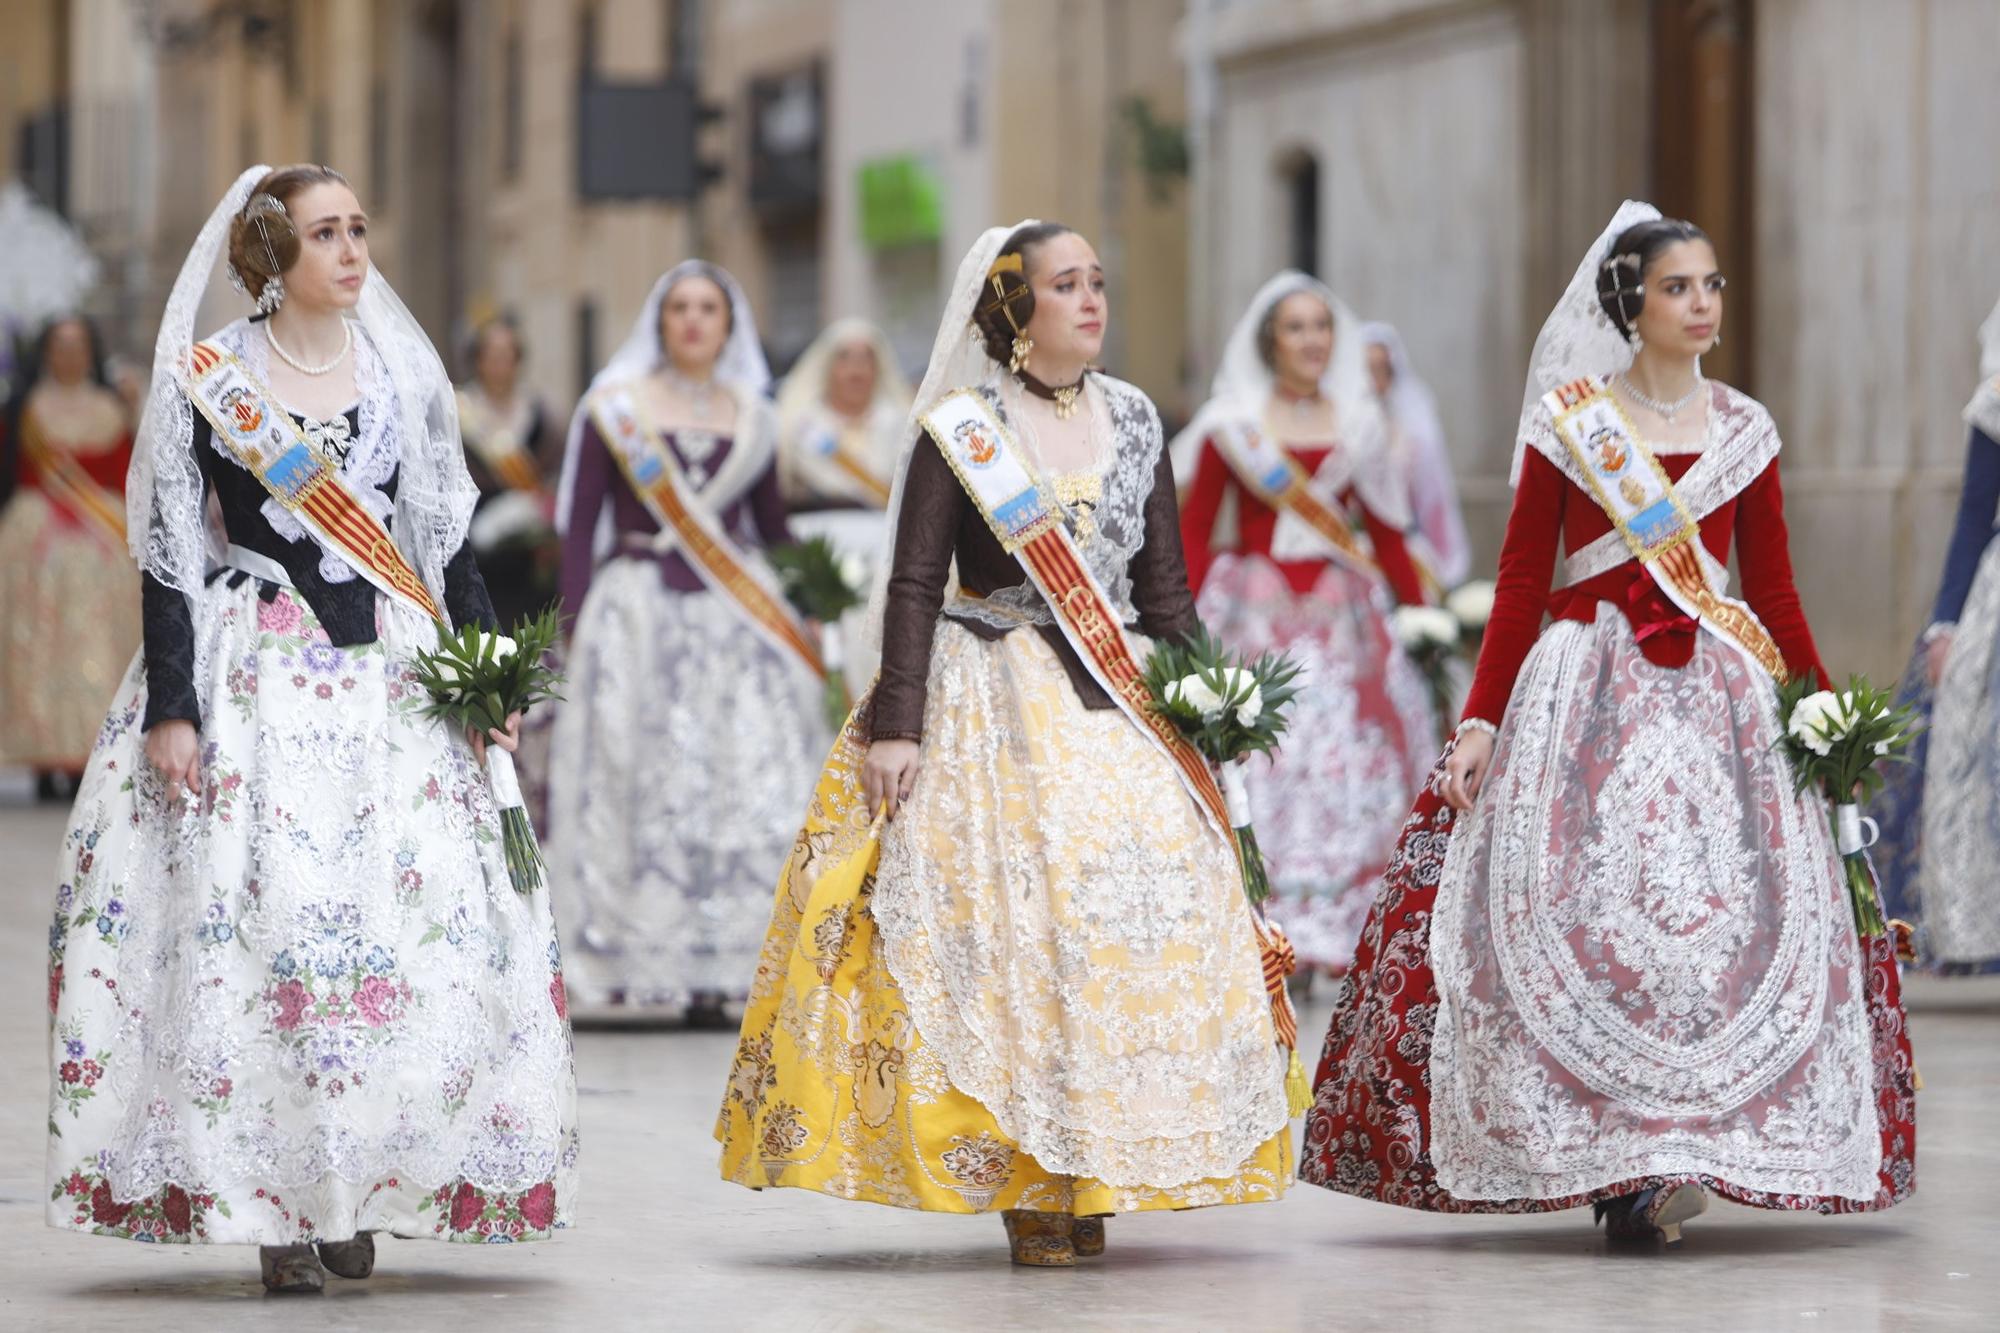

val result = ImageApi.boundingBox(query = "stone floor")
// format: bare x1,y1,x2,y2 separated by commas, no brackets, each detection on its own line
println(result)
0,800,1995,1331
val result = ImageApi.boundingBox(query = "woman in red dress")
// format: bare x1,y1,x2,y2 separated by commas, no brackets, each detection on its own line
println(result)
1298,203,1915,1246
1174,273,1435,973
0,315,138,793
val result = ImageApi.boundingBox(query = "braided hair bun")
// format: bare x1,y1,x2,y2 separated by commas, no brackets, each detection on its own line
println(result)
1595,217,1710,340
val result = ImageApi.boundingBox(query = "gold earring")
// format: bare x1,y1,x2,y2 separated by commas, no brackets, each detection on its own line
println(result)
1009,334,1033,375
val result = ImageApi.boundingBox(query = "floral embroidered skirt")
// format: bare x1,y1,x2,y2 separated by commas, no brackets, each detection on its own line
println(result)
1300,609,1917,1213
0,492,141,769
46,581,579,1246
1197,554,1436,972
548,559,830,1011
1876,535,2000,969
716,622,1292,1214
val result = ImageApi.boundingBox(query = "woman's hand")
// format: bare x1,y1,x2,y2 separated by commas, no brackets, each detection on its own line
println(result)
1439,728,1494,812
144,719,202,805
863,738,921,820
1925,629,1955,686
470,711,524,763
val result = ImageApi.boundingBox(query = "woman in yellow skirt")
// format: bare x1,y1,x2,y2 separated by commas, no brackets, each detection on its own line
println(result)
717,222,1293,1266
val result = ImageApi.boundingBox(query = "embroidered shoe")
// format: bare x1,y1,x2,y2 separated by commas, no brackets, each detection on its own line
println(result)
1645,1182,1709,1248
1071,1216,1107,1258
259,1243,326,1294
317,1232,376,1279
1001,1209,1076,1267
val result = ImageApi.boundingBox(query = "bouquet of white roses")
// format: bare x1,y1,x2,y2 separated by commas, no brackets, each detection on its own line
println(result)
410,607,566,895
1392,604,1464,744
770,536,869,731
1142,628,1304,905
1445,580,1495,643
1776,675,1922,937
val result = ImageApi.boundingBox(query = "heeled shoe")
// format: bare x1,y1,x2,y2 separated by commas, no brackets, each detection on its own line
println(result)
1644,1182,1708,1248
1001,1209,1075,1267
259,1243,326,1293
317,1232,376,1279
1071,1216,1106,1258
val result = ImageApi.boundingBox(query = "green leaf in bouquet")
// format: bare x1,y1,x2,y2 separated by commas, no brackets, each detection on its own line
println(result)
768,535,866,622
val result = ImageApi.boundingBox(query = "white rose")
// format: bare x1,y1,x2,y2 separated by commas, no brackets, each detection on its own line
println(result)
1167,674,1223,718
1445,580,1496,629
1235,685,1265,726
1874,740,1892,756
487,632,519,663
1393,605,1460,649
431,659,461,686
839,554,869,592
1787,690,1840,757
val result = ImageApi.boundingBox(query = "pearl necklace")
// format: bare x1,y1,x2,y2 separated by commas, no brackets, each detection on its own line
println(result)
1616,372,1704,423
266,319,353,376
662,364,720,424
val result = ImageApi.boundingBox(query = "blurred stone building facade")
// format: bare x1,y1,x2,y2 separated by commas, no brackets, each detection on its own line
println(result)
6,0,1998,670
1186,0,2000,674
1,0,1191,407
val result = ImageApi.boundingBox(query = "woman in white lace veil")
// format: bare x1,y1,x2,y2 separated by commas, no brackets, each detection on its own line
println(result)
1360,320,1472,586
1298,200,1915,1243
546,258,826,1022
45,165,577,1290
1873,290,2000,971
718,221,1293,1266
1171,271,1439,975
772,317,912,688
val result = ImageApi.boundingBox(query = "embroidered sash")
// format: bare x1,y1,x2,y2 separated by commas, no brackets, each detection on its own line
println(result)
1208,418,1382,579
1544,376,1788,681
587,384,824,677
922,388,1300,1052
19,419,125,549
183,341,441,621
802,415,893,508
456,390,544,493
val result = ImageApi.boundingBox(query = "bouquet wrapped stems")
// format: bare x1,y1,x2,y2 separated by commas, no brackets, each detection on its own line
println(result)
1217,762,1271,907
483,746,545,898
1832,803,1888,939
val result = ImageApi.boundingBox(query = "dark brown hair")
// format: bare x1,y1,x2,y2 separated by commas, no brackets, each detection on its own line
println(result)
227,164,353,303
972,222,1075,367
1596,217,1711,339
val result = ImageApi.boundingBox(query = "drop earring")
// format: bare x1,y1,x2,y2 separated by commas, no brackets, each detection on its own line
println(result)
1009,333,1033,375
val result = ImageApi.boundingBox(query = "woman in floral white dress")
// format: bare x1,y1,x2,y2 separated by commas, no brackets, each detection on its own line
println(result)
44,165,577,1292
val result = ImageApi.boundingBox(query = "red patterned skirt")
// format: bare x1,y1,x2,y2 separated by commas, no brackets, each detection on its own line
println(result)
1298,777,1918,1215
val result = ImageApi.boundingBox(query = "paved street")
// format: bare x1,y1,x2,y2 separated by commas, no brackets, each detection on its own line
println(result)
0,800,1995,1331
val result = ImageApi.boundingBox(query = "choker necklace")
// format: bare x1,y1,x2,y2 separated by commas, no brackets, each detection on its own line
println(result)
266,319,352,376
1617,372,1704,424
1018,368,1088,421
663,364,719,424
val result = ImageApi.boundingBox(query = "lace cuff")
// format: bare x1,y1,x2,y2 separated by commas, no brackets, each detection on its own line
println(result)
1922,620,1957,645
1454,717,1498,741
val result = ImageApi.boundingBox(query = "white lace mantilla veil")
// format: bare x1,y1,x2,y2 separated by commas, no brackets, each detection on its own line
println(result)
1360,319,1471,585
126,164,480,701
554,259,774,557
1511,198,1662,484
774,316,912,436
858,221,1036,666
1167,270,1401,523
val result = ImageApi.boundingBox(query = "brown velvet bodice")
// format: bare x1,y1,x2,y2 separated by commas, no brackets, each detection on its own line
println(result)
869,429,1199,741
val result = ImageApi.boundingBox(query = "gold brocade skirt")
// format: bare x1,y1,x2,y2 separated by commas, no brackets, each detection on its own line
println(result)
715,624,1291,1216
0,493,141,769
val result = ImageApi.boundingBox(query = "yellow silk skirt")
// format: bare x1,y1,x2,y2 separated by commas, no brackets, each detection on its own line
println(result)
715,625,1291,1215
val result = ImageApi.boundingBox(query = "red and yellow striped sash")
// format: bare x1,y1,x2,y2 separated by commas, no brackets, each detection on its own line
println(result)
588,385,824,677
1209,418,1381,578
19,420,126,549
183,340,441,622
